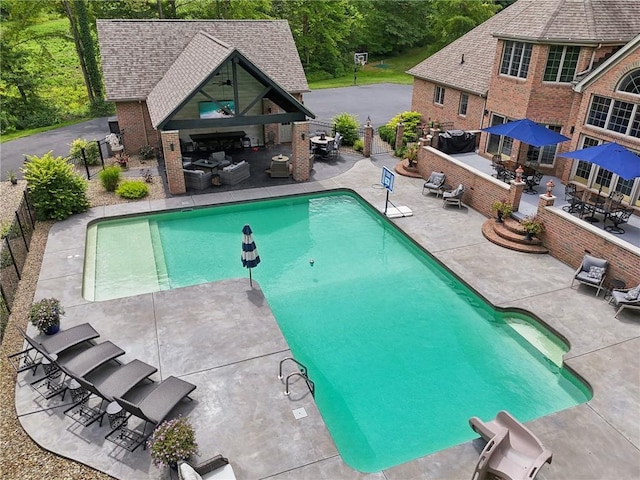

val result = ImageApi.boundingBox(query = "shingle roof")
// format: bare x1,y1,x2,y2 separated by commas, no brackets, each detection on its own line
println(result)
146,32,232,128
406,0,640,96
97,19,309,102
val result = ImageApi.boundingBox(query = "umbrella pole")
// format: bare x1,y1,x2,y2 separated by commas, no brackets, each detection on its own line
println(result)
249,268,253,286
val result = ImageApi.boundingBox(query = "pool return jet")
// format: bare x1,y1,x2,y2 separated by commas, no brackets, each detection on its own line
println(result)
380,166,413,218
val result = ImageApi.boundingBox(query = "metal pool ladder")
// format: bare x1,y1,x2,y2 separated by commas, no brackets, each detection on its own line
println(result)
278,357,315,397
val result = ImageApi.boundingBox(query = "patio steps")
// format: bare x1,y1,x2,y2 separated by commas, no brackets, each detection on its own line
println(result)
395,159,422,178
482,218,549,254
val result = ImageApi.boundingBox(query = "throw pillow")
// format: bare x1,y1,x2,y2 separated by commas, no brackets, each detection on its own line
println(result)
624,285,640,301
587,266,605,281
179,462,203,480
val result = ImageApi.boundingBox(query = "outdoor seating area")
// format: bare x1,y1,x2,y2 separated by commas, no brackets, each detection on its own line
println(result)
310,131,342,160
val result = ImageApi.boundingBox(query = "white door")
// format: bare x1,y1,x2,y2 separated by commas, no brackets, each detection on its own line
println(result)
279,122,292,143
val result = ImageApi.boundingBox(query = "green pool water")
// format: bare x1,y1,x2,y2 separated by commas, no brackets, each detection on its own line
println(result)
84,191,591,472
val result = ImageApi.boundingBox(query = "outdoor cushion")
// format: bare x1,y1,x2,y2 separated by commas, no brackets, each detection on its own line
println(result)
180,463,202,480
587,266,605,281
625,285,640,301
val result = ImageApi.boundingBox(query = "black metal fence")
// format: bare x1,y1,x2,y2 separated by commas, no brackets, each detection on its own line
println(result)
0,190,36,341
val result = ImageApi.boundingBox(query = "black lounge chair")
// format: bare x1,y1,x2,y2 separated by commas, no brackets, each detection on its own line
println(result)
604,207,634,234
107,376,196,451
523,171,544,194
63,359,158,427
8,323,99,374
31,341,125,400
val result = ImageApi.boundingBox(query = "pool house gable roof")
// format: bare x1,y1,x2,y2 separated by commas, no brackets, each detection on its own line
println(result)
406,0,640,96
574,34,640,94
146,32,313,129
96,19,310,102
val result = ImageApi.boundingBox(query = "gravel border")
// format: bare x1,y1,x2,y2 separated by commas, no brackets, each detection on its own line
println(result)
0,159,167,479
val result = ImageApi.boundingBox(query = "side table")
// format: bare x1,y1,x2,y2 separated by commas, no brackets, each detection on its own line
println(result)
605,278,625,300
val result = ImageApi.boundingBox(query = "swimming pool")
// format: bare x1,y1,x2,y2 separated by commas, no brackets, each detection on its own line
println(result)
84,191,591,472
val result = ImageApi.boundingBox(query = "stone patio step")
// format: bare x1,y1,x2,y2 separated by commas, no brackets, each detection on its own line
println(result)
494,218,543,246
482,219,548,254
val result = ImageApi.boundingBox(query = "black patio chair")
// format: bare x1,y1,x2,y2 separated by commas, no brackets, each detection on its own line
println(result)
562,184,584,215
523,171,544,194
604,207,634,234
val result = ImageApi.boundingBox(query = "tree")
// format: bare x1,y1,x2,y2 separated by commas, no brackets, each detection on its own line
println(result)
61,0,103,104
428,0,499,49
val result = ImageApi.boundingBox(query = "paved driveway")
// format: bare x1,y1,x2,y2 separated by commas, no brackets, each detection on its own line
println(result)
1,84,412,180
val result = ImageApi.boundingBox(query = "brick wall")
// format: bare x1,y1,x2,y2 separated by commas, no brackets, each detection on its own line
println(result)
161,130,186,195
410,78,486,132
418,146,640,286
417,146,524,217
291,122,310,181
535,201,640,287
115,101,157,154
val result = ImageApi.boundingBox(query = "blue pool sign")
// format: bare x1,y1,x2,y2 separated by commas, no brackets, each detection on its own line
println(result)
381,167,395,192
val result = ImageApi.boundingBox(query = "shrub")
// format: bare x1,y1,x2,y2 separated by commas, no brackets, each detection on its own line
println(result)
378,124,395,147
386,111,423,146
331,112,359,146
147,416,199,469
521,215,545,235
116,180,149,199
99,166,121,192
69,138,100,166
353,139,364,152
23,152,90,220
138,145,155,159
490,200,513,217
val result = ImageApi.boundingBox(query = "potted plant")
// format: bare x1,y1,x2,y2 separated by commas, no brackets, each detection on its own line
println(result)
114,153,129,169
147,416,199,470
7,169,18,185
29,298,64,335
405,143,419,168
490,200,513,223
520,215,545,241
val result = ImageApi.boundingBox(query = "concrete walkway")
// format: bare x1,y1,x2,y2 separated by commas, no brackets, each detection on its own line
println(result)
15,157,639,479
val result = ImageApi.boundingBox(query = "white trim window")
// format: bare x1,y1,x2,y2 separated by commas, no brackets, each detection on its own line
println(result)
544,45,580,83
526,125,562,165
458,93,468,116
571,135,640,206
433,85,445,105
586,94,640,138
486,114,513,156
617,69,640,95
499,41,532,79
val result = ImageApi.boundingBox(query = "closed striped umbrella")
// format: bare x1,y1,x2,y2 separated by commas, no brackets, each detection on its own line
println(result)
241,224,261,286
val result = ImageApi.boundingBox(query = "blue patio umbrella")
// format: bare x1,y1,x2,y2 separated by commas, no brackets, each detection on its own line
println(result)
241,224,261,286
558,142,640,180
481,118,570,147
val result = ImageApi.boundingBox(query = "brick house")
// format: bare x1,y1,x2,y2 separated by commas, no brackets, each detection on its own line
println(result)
96,20,314,193
407,0,640,209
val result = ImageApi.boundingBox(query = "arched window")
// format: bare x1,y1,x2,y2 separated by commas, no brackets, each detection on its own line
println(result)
617,69,640,94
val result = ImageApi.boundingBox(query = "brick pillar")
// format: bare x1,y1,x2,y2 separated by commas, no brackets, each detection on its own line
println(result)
508,179,525,212
363,122,373,158
429,128,441,149
292,122,310,182
162,130,186,195
538,193,556,209
395,122,404,149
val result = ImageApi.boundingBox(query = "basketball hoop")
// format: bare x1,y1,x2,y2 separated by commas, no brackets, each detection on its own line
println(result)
354,52,368,85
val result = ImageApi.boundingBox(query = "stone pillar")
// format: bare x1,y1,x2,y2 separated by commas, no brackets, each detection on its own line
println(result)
508,179,526,212
292,122,310,182
162,130,186,195
395,122,404,150
363,121,373,158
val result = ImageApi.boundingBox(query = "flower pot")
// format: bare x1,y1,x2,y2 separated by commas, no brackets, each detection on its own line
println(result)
44,324,60,335
525,232,534,241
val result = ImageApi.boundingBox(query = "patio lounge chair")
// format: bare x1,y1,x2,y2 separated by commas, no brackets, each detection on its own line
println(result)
63,359,157,427
108,376,196,451
30,340,125,400
609,284,640,318
442,184,465,208
469,410,552,480
571,254,608,297
179,455,237,480
604,207,634,234
8,323,99,374
422,171,446,196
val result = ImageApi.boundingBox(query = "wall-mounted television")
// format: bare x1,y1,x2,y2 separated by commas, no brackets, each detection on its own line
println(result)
199,100,235,119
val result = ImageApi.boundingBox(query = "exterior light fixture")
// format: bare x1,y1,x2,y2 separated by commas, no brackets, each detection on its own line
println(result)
169,143,175,151
301,132,306,140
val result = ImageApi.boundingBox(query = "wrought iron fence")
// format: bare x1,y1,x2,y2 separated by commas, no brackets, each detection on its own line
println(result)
0,190,36,341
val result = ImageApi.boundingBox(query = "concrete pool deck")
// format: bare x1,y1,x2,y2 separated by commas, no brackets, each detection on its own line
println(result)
16,157,639,479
